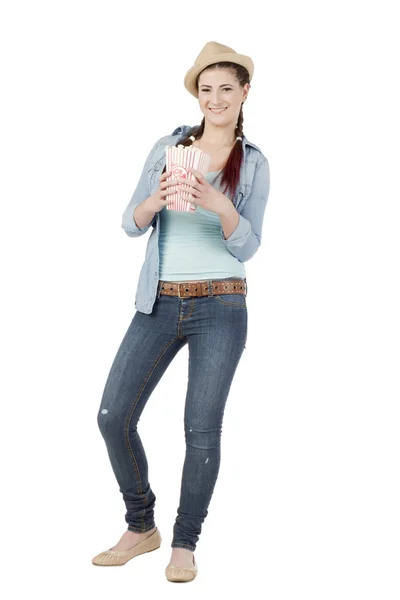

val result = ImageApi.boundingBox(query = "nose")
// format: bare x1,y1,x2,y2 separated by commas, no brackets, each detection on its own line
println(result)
211,90,222,104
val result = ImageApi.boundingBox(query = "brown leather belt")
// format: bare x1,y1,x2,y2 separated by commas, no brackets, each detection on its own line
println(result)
158,278,247,298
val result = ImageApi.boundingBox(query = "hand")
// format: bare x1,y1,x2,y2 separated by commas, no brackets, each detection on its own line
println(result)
145,170,179,213
176,167,230,215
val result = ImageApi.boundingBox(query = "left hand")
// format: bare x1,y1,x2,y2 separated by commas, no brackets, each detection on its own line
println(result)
176,167,229,215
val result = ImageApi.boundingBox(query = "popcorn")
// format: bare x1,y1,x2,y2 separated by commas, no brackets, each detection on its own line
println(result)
165,144,211,212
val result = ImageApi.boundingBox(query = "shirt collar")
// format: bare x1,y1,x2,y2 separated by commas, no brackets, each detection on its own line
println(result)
171,124,262,154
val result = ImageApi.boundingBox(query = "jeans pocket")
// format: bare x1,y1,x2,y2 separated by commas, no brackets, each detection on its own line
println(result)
214,293,247,308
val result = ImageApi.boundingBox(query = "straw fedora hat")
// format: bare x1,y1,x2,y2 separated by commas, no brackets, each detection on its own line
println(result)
184,41,254,98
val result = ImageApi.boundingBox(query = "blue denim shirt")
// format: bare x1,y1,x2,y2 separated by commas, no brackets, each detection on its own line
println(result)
121,124,270,314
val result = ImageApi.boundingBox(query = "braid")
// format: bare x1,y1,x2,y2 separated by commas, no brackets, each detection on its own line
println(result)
235,104,244,141
193,118,205,141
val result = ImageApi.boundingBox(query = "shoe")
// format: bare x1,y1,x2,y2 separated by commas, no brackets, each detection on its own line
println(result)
165,553,198,582
92,527,162,566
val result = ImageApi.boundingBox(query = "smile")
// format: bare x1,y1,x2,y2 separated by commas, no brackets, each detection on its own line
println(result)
209,108,227,114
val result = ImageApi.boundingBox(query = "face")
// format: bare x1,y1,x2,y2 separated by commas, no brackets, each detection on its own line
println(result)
197,68,250,128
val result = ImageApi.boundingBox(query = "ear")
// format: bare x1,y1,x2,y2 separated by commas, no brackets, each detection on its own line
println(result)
243,82,251,102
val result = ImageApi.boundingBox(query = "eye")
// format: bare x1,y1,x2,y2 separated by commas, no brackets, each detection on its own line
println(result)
200,88,233,92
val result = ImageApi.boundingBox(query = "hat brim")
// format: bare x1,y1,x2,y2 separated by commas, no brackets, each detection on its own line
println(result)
184,53,254,98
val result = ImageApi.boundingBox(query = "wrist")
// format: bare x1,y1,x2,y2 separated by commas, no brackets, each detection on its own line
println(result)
133,196,157,229
217,194,234,217
144,195,155,211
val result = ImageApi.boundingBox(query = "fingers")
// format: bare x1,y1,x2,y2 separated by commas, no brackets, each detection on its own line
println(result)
160,186,179,198
159,170,182,183
188,167,204,181
160,180,179,197
158,170,198,203
159,170,171,181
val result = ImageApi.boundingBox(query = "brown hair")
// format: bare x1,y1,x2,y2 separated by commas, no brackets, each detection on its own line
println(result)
163,61,250,202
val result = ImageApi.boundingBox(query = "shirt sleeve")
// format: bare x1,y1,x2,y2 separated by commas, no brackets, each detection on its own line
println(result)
220,156,270,262
121,139,161,237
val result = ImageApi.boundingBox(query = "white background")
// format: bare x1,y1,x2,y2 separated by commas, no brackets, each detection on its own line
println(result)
1,1,399,598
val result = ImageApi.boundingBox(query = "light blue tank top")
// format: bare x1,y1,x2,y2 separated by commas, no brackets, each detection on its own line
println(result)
158,171,246,282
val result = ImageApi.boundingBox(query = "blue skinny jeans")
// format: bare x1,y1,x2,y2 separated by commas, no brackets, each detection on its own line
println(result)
97,278,247,551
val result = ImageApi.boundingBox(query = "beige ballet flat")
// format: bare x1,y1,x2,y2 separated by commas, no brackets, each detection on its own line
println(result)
92,527,162,566
165,554,198,582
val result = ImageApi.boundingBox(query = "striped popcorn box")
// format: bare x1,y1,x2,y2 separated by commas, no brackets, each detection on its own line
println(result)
165,144,211,212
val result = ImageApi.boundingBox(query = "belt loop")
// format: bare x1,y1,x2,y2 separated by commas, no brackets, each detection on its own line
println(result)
207,279,214,297
156,280,162,299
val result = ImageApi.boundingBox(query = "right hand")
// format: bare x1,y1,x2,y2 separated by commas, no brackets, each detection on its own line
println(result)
145,171,178,213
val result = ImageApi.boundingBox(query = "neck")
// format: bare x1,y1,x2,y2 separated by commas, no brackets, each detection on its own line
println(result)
200,122,236,146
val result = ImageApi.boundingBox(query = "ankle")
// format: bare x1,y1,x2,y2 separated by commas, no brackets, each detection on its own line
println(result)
128,526,156,535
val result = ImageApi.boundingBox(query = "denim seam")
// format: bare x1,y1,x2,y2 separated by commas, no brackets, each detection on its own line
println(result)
215,295,247,308
171,542,196,550
124,335,181,530
127,523,156,533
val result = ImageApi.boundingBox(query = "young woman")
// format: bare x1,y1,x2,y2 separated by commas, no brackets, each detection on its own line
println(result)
92,41,270,582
